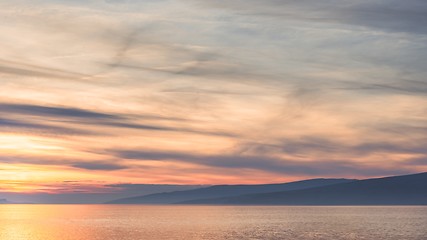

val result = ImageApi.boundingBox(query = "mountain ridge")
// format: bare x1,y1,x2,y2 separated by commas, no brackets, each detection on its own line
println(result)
106,178,355,204
179,172,427,205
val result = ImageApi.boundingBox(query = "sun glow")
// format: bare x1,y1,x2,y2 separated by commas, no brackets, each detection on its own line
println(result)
0,134,65,154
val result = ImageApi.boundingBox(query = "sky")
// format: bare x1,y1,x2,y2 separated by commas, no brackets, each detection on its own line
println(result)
1,0,427,203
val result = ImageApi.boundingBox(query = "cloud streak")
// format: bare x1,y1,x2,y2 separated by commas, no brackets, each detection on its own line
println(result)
112,149,410,177
196,0,427,34
0,102,235,137
0,117,94,136
70,161,128,171
0,103,121,120
0,59,91,81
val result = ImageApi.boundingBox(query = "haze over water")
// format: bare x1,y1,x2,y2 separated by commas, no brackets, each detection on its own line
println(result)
0,205,426,240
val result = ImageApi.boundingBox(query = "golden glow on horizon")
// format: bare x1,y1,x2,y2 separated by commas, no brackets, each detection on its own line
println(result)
0,134,65,154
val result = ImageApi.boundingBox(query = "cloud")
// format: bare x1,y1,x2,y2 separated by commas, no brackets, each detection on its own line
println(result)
98,121,236,137
0,103,235,137
0,103,121,120
0,117,94,136
0,59,90,81
70,161,127,171
338,79,427,96
238,137,427,157
196,0,427,34
112,149,410,176
408,157,427,166
0,154,130,172
101,39,271,84
161,87,263,96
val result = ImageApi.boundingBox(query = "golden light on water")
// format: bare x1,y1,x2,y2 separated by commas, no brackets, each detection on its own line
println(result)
0,205,426,239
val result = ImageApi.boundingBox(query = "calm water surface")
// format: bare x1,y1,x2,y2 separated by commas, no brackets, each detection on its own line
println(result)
0,205,426,240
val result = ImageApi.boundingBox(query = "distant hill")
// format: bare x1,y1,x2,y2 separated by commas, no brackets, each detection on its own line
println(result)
180,172,427,205
0,199,13,204
106,178,355,204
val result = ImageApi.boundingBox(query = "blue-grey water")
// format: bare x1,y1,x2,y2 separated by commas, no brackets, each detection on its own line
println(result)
0,205,426,240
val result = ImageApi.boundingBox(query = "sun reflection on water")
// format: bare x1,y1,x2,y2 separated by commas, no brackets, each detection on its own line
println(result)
0,205,426,240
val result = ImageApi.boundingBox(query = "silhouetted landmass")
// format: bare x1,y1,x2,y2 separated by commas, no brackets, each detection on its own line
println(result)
180,172,427,205
106,178,354,204
0,199,13,204
0,199,33,204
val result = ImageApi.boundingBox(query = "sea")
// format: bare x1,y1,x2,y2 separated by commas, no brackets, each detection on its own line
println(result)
0,205,426,240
